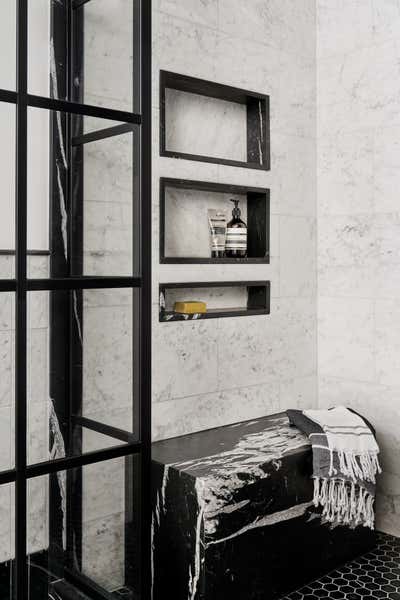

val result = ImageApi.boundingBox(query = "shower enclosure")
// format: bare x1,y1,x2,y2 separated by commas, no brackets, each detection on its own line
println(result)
0,0,151,598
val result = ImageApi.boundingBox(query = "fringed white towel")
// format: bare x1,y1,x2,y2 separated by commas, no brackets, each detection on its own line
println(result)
288,407,382,529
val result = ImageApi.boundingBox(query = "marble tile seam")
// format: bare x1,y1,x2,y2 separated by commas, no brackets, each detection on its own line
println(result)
317,372,400,390
151,379,310,404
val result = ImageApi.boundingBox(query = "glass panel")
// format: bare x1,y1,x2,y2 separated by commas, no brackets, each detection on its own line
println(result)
0,483,15,600
28,0,140,113
0,102,16,278
27,288,137,465
0,1,16,91
27,107,138,278
27,457,140,598
0,292,15,472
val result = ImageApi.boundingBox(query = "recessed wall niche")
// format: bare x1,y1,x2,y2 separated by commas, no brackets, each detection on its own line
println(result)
159,281,270,322
160,71,270,170
160,178,270,264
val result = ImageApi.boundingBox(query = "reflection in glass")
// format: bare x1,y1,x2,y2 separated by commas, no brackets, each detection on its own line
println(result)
0,483,14,600
27,289,136,465
28,0,139,113
27,107,138,279
0,102,16,278
27,457,140,598
0,0,16,91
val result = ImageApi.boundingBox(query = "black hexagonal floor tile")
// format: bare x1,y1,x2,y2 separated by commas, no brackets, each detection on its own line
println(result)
281,532,400,600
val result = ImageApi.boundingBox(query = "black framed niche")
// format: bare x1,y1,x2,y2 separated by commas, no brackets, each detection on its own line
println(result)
160,178,270,264
160,71,270,170
159,281,270,322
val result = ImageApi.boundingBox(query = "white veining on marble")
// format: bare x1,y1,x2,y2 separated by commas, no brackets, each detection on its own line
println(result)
188,478,205,600
48,398,66,550
50,40,68,169
168,416,309,538
73,291,83,347
56,164,68,261
205,501,313,547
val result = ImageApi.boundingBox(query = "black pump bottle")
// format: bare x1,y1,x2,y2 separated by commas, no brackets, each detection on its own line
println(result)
225,199,247,258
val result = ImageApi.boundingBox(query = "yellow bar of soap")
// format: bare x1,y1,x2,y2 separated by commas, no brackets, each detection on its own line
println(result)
174,301,207,314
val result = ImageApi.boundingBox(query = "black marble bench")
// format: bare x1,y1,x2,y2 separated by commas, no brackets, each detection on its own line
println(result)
151,413,376,600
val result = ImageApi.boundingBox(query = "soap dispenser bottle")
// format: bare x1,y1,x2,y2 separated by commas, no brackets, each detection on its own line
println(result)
225,199,247,258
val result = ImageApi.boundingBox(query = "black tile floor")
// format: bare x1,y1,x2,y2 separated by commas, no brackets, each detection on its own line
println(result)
284,532,400,600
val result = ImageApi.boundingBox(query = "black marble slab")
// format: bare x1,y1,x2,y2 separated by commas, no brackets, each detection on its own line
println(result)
152,413,377,600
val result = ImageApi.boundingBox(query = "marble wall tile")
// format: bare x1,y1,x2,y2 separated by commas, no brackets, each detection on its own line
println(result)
372,0,400,45
0,292,13,331
317,131,374,215
157,0,219,29
276,297,317,380
271,133,316,217
152,12,218,103
0,256,14,279
318,264,375,299
27,476,48,555
0,407,12,471
82,458,125,523
153,319,219,402
152,381,280,441
375,299,400,387
218,0,315,60
280,375,318,411
318,214,377,269
84,0,134,112
83,304,133,415
217,314,281,390
0,332,12,407
28,328,48,406
376,471,400,537
279,216,316,298
82,512,124,592
374,124,400,213
318,297,375,382
27,401,49,465
0,484,13,563
317,0,373,60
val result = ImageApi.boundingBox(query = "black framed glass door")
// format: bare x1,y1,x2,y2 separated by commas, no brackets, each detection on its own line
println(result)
0,0,151,598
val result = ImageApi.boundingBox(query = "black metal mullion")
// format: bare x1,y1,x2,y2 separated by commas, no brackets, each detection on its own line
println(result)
15,1,28,598
27,93,141,124
139,0,152,597
72,415,137,444
27,276,141,290
0,89,18,104
26,443,142,479
0,281,17,292
71,122,134,146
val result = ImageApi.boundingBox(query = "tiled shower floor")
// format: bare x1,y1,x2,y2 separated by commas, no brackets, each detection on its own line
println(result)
284,532,400,600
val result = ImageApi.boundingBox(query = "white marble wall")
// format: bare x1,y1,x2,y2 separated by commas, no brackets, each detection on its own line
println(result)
152,0,318,439
317,0,400,536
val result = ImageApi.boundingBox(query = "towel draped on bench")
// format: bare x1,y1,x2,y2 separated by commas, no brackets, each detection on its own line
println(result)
287,406,381,529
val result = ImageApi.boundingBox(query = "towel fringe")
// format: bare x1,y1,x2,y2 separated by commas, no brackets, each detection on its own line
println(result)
313,477,375,530
337,450,381,484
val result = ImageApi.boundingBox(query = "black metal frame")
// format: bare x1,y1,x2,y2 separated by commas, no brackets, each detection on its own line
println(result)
159,177,270,264
0,0,152,598
160,71,270,171
159,281,271,322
